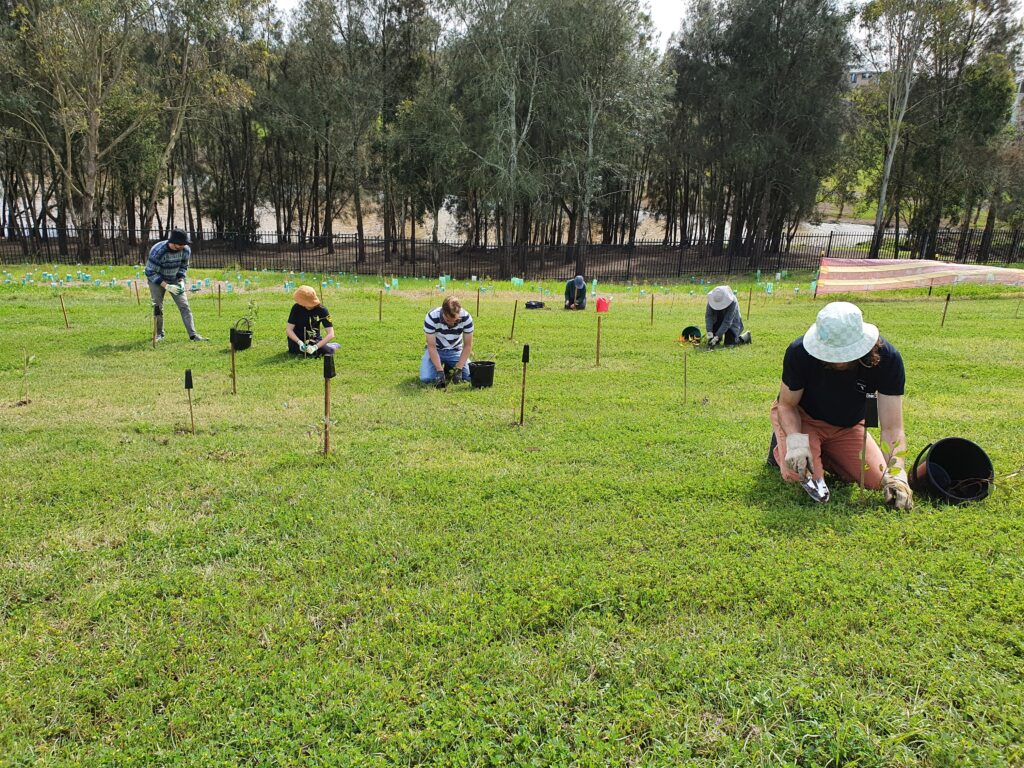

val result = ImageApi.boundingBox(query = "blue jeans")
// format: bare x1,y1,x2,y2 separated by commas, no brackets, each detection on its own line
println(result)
419,347,471,382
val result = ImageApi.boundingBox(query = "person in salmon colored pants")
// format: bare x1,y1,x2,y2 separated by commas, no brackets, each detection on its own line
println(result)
768,301,913,509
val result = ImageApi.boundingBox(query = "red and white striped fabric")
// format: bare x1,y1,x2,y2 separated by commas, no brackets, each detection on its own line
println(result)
816,258,1024,295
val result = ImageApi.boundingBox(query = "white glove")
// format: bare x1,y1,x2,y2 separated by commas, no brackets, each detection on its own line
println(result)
304,342,317,355
168,283,184,296
784,433,813,477
708,335,719,347
882,469,914,510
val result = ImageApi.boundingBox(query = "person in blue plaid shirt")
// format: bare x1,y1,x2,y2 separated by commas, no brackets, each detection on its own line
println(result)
145,227,207,341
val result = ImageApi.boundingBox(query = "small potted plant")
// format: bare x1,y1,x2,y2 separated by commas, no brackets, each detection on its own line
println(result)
230,297,258,351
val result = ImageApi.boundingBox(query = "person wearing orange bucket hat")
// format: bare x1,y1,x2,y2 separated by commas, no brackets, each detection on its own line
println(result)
768,301,913,509
286,285,339,357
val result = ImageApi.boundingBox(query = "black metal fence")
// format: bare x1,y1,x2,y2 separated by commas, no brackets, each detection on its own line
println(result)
2,226,1021,280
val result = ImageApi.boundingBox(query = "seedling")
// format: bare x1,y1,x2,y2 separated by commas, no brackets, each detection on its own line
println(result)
650,293,655,326
378,289,383,323
17,351,36,405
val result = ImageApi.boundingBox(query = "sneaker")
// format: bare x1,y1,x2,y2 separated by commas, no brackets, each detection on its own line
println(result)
189,334,208,341
767,433,780,468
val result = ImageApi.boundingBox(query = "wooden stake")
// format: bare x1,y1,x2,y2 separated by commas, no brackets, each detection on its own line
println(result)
927,278,934,297
519,344,530,427
940,292,951,328
59,293,69,329
1015,298,1021,319
378,289,383,322
650,293,655,326
324,377,331,456
509,299,518,340
187,390,195,435
596,315,602,366
746,286,753,320
230,344,237,395
476,286,481,316
217,283,222,316
134,280,141,305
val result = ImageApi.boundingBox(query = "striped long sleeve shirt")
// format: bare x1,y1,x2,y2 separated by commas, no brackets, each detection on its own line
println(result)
145,241,191,286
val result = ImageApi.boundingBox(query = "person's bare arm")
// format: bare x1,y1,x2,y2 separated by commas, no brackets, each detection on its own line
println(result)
776,382,804,437
286,322,303,346
313,326,335,350
877,394,907,472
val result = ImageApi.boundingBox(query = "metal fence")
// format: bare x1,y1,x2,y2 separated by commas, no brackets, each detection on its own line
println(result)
1,226,1021,280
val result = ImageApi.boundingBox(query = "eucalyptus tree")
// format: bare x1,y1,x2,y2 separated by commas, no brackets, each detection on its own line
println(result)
0,0,159,258
448,0,549,276
544,0,664,273
900,0,1018,258
861,0,933,256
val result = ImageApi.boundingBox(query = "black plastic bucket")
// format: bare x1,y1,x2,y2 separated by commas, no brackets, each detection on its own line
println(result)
469,361,495,388
230,319,253,351
910,437,993,504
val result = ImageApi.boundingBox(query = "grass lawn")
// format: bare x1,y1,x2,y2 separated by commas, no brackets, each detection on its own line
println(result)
1,266,1023,766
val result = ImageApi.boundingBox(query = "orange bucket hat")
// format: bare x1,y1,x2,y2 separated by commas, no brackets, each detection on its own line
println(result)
293,285,320,309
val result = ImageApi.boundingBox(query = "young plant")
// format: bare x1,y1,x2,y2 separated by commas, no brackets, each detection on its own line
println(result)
879,440,908,477
242,297,259,328
18,351,36,404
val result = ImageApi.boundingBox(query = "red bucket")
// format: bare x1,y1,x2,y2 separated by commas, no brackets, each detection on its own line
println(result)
596,297,609,313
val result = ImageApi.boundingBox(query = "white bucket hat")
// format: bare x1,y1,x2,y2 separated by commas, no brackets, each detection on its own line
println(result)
707,285,736,311
803,301,879,363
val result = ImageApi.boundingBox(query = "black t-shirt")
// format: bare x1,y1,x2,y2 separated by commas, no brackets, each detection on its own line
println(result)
782,335,905,427
287,303,333,354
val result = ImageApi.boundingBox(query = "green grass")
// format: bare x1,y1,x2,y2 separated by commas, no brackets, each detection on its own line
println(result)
1,265,1023,766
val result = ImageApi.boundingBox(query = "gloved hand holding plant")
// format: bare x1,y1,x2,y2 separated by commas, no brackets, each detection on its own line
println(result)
882,470,913,510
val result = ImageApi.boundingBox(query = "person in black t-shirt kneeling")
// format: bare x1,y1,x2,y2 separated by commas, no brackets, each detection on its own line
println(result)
768,301,913,509
286,285,340,357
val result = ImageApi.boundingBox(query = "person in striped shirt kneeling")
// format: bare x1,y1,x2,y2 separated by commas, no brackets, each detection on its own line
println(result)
420,296,474,388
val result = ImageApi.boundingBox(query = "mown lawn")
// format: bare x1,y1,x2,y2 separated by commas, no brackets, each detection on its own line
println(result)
1,266,1022,767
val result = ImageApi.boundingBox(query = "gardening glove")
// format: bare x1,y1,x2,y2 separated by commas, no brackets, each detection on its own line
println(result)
304,342,318,356
882,469,914,511
450,366,464,383
708,335,719,348
433,369,447,389
784,433,813,477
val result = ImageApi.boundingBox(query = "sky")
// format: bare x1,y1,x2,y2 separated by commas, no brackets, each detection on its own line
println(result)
272,0,688,50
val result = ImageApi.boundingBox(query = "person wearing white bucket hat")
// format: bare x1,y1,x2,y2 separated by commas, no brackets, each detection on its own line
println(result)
705,285,750,347
769,301,913,509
